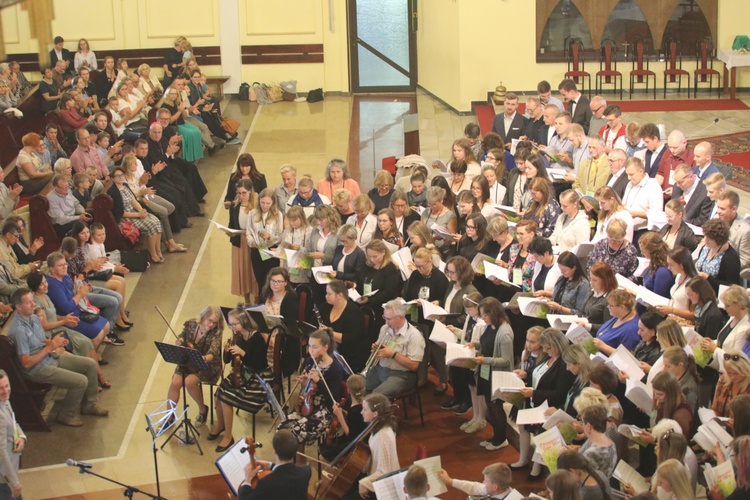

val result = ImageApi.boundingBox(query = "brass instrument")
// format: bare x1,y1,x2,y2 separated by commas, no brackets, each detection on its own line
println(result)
361,330,393,376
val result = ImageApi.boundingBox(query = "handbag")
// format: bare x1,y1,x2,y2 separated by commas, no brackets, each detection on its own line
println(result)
86,269,113,282
78,297,100,323
307,88,324,103
280,80,297,101
238,83,251,101
266,83,284,103
120,221,140,244
120,249,150,272
221,117,240,135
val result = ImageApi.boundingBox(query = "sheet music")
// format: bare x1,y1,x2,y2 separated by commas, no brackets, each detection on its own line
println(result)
615,273,639,294
609,345,646,381
210,219,243,236
491,371,525,394
547,314,582,329
215,438,253,496
429,320,457,346
634,257,650,278
413,456,448,497
483,261,519,287
421,300,455,320
614,460,649,494
517,401,549,425
445,343,476,367
542,409,575,430
392,247,414,280
348,288,379,301
373,470,406,500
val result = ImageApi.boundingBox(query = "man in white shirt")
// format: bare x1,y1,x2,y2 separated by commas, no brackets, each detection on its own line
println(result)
438,463,518,500
546,112,574,169
693,141,720,181
274,164,298,212
716,190,750,269
403,465,439,500
635,123,667,178
606,148,629,199
622,157,663,244
599,105,627,153
704,172,726,219
538,104,559,147
365,300,424,397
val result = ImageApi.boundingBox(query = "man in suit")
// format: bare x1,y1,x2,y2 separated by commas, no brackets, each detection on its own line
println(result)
657,129,694,196
588,95,607,137
522,96,544,143
536,104,558,147
49,36,72,72
239,429,311,500
671,163,713,226
0,370,25,500
607,148,629,199
558,78,592,134
635,123,668,178
716,190,750,269
537,80,564,112
693,142,720,181
491,92,528,147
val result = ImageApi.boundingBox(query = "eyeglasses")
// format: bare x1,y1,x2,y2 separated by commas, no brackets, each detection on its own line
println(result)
228,322,240,327
270,279,286,285
724,353,743,362
466,224,476,229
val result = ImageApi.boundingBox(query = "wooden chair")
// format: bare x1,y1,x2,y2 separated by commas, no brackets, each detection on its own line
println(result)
595,38,622,99
0,333,52,431
564,37,591,98
294,284,314,324
92,193,136,251
694,37,721,97
628,37,656,99
661,35,691,98
28,194,62,260
381,156,396,176
392,355,427,427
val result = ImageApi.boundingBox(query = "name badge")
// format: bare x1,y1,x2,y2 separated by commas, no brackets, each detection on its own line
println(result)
363,283,372,295
385,339,397,350
513,268,523,285
480,364,491,381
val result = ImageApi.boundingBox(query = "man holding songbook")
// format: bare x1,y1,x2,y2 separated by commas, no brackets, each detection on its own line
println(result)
438,463,519,499
238,429,311,500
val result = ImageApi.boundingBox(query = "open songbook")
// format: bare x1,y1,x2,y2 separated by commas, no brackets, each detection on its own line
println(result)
421,300,459,321
429,319,458,347
391,247,414,281
516,296,550,319
625,377,653,414
311,265,335,284
531,425,565,470
517,401,549,425
491,371,525,399
445,342,476,368
210,219,243,236
613,460,650,494
284,248,313,270
547,314,583,330
372,455,448,500
565,323,597,354
471,253,496,275
483,261,521,287
617,424,649,447
703,460,736,498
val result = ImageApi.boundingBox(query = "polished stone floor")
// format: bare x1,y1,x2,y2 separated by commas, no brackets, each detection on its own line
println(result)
18,89,750,499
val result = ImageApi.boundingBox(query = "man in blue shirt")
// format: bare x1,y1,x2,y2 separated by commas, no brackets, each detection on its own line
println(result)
7,288,108,427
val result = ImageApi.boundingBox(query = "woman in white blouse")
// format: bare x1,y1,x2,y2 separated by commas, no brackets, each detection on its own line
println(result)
354,393,400,498
549,190,591,252
701,285,750,373
657,246,699,322
137,64,163,97
247,188,284,290
591,186,634,244
74,38,97,73
346,194,377,249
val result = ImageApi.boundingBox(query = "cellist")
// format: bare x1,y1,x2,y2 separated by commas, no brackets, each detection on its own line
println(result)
279,328,344,456
342,393,400,500
239,429,312,500
208,307,274,453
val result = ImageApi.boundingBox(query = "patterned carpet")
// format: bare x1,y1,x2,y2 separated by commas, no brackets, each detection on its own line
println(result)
688,131,750,193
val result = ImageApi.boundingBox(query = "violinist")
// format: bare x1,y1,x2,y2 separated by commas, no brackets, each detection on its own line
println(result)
239,429,312,500
165,305,223,426
278,328,344,452
342,393,399,500
208,307,273,453
320,373,367,462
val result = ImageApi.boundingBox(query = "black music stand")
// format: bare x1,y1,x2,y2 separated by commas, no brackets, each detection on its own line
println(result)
155,341,208,455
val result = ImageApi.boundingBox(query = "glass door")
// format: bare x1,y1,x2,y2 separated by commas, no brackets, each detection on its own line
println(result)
349,0,417,92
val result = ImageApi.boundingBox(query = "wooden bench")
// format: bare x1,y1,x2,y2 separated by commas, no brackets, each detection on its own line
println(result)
29,194,62,261
205,75,230,101
0,328,52,432
92,193,136,252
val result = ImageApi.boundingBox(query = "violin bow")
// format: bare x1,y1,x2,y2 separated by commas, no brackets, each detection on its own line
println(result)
310,355,336,404
154,305,181,342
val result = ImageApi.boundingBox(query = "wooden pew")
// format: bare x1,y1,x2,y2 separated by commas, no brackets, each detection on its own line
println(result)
92,193,135,252
28,194,61,261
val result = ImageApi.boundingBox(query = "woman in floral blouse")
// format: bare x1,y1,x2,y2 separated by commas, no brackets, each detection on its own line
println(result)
507,219,538,292
523,178,561,238
587,219,638,279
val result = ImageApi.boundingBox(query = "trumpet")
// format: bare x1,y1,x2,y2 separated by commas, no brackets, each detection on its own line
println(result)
361,331,393,376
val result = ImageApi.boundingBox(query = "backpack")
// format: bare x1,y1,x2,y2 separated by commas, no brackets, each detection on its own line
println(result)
238,82,251,101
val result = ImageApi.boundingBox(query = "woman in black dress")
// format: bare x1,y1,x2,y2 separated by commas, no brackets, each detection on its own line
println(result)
323,280,368,373
320,373,367,462
208,307,273,452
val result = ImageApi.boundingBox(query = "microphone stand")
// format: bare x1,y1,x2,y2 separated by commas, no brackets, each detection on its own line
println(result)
71,463,162,499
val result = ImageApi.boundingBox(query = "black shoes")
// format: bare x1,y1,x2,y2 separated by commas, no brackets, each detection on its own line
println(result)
215,437,235,453
455,402,471,415
440,399,460,410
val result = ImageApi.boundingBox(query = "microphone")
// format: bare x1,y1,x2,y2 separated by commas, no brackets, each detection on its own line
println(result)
689,117,720,139
66,459,93,469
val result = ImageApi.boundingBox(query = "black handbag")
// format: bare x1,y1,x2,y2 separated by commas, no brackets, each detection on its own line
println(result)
86,269,113,282
120,249,149,272
79,311,100,323
307,88,324,103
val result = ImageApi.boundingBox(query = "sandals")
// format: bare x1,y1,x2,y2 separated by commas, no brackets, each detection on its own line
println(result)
168,244,188,253
98,379,112,389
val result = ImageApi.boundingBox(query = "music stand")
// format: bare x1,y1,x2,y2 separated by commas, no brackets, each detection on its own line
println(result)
246,310,271,333
155,341,208,455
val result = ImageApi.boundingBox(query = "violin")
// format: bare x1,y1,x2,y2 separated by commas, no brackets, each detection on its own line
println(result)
242,436,271,488
325,397,348,446
155,305,196,349
297,367,318,417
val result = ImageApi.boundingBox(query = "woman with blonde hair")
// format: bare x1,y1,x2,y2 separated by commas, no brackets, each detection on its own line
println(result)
247,188,283,290
137,63,163,99
281,205,313,285
406,221,441,267
448,138,481,180
587,218,639,279
307,204,341,268
332,188,355,224
591,186,633,244
368,170,394,214
557,344,595,417
15,133,53,194
712,351,750,418
346,194,376,248
701,284,750,373
317,159,360,200
549,189,591,252
659,198,697,251
74,38,97,72
524,178,561,237
652,459,695,500
592,289,640,354
228,179,258,304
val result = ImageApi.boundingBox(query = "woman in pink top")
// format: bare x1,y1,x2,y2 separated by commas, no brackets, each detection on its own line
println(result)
316,159,360,200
